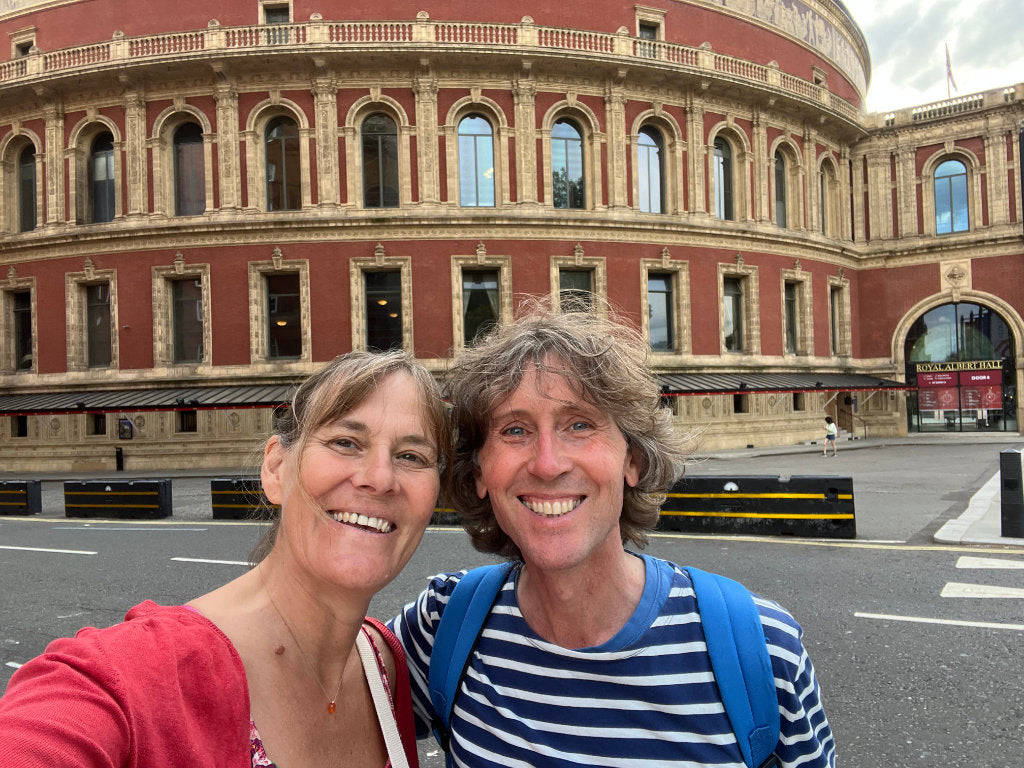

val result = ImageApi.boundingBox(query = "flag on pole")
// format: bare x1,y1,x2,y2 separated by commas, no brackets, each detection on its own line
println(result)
945,43,958,94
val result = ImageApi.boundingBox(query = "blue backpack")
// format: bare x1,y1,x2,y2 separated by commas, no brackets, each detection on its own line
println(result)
427,562,780,768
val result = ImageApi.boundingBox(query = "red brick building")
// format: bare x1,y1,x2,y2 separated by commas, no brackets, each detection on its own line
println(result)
1,0,1021,470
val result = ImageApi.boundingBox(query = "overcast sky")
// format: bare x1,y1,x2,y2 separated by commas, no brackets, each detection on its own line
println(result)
855,0,1024,113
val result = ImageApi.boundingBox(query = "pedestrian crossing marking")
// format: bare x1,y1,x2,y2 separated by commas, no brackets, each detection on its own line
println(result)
940,582,1024,599
955,556,1024,570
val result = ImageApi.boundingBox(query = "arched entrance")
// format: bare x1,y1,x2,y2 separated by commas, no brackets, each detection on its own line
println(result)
904,301,1017,432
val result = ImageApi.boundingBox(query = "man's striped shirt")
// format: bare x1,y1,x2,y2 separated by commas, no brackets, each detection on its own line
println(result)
391,554,835,767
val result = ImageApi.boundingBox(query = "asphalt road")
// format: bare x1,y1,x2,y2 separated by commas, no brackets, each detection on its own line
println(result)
3,440,1023,766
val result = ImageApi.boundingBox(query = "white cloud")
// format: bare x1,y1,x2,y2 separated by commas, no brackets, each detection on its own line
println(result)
854,0,1024,112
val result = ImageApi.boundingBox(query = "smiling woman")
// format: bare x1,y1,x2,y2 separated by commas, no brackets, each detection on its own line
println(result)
0,350,449,768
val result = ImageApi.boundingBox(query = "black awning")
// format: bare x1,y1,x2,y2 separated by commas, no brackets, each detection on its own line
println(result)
656,372,914,396
0,384,296,415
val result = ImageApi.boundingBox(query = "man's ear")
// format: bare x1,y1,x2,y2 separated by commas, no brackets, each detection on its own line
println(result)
261,436,287,505
624,445,642,489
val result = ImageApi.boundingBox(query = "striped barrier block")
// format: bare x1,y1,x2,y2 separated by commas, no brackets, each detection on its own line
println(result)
0,480,42,516
211,477,277,520
659,474,855,538
64,479,172,519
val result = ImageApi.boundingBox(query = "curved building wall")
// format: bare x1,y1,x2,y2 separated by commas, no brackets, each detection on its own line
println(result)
0,0,1021,471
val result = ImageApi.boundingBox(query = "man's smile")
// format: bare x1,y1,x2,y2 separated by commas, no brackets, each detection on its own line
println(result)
519,496,584,518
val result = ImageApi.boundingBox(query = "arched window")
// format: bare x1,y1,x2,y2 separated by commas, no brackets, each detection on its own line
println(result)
458,115,495,207
637,127,664,214
362,113,399,208
90,132,115,223
713,138,733,220
934,159,969,234
551,119,585,209
774,149,787,228
173,123,205,216
265,116,300,211
18,145,36,232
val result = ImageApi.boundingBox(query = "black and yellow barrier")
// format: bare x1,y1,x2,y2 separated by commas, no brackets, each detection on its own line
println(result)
659,475,856,538
64,479,172,519
211,477,277,520
0,480,42,516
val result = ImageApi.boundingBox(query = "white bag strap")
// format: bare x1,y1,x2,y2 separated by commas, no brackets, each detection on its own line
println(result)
356,628,411,768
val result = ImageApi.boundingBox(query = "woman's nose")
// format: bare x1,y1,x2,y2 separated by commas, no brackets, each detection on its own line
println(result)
353,449,398,493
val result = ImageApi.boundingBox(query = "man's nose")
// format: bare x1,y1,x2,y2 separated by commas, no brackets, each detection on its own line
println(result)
527,430,572,479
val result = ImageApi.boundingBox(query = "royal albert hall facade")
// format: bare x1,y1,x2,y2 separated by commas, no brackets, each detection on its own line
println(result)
0,0,1022,471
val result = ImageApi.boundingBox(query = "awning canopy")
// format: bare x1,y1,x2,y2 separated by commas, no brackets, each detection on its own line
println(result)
0,384,296,415
656,372,914,396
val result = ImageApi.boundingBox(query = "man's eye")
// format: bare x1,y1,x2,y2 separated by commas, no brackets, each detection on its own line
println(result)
501,425,526,437
570,421,592,431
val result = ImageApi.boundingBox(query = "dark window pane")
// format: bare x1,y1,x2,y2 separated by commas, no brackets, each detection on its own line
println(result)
266,117,300,211
714,138,733,220
13,291,32,370
362,114,399,208
648,272,673,351
172,279,204,363
267,273,302,358
462,269,499,344
774,151,787,227
174,123,205,216
90,132,115,223
552,119,584,209
18,146,36,232
559,270,592,311
365,271,402,350
785,282,798,354
86,283,112,367
638,128,663,214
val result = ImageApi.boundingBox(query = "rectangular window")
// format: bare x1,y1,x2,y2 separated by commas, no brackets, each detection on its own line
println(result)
648,272,674,351
559,270,593,311
87,413,107,436
18,150,36,233
263,3,291,43
784,282,799,354
12,290,32,370
462,269,499,345
723,277,743,352
172,279,204,363
365,271,403,351
793,392,806,412
86,283,112,367
11,415,28,438
733,393,749,414
178,409,198,433
830,286,842,356
266,273,302,359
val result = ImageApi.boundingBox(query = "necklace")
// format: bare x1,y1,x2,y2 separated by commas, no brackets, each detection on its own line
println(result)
262,571,345,715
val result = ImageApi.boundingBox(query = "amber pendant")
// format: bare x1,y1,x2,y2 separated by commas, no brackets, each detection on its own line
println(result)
327,700,337,714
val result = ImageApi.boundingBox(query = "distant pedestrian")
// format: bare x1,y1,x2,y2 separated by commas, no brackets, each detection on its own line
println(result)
823,415,838,456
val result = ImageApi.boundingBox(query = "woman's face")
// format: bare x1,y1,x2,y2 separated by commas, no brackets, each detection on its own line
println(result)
262,371,440,596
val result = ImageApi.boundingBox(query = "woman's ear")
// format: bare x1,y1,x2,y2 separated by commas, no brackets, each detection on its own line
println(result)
261,436,287,505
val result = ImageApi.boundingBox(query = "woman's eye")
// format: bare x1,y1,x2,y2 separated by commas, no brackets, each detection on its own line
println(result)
331,437,358,450
397,451,431,467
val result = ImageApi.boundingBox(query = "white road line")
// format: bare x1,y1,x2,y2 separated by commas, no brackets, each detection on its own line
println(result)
5,661,22,669
855,611,1024,631
956,555,1024,570
53,526,209,532
0,544,96,555
940,581,1024,599
171,556,249,566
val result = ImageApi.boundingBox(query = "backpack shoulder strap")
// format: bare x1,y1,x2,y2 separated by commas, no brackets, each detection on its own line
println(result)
428,562,514,757
684,567,780,768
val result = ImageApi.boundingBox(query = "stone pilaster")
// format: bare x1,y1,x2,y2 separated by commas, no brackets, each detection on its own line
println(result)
43,102,65,225
214,82,241,210
312,79,340,207
604,84,628,209
123,92,147,216
513,75,538,204
413,73,440,204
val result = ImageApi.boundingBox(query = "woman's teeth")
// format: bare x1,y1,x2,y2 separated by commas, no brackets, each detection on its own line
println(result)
331,511,393,533
521,498,580,517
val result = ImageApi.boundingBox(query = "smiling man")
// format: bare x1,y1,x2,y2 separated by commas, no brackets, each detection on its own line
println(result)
391,301,836,768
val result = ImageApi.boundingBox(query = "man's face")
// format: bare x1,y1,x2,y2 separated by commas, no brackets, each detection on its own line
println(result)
474,359,640,575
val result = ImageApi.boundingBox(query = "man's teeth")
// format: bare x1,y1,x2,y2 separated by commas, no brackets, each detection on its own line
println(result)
331,511,393,533
521,498,580,517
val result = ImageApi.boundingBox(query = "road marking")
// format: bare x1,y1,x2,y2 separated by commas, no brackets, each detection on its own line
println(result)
956,556,1024,570
855,611,1024,631
171,557,249,566
5,661,22,670
53,526,209,532
940,582,1024,599
0,544,96,555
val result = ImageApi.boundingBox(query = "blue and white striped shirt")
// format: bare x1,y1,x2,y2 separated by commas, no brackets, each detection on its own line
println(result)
391,554,835,768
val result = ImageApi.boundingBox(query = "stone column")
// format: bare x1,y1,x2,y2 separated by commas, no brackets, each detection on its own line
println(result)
413,73,440,204
685,96,706,215
214,82,241,210
43,102,66,225
123,91,147,216
604,84,628,209
312,79,340,208
513,76,538,205
751,108,768,222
